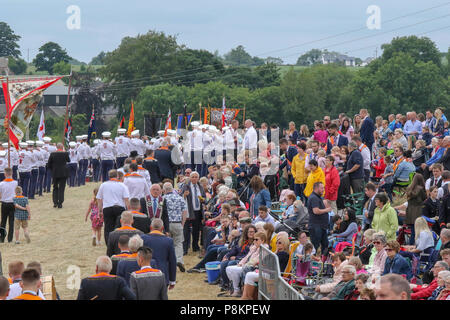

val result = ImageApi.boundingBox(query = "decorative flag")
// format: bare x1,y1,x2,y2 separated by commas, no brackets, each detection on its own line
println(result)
203,108,208,124
36,108,45,141
127,101,135,136
1,76,62,149
164,108,172,137
118,115,125,129
221,96,227,128
176,113,193,134
87,106,96,143
64,114,72,145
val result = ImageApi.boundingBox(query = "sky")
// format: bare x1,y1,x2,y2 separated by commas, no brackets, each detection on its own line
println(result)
1,0,449,64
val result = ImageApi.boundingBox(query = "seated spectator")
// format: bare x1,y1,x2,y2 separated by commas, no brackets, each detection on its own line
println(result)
315,252,348,295
393,150,416,183
117,235,144,286
410,260,449,300
348,256,367,274
275,233,290,272
376,273,411,300
253,206,278,229
382,240,413,281
428,270,450,300
425,163,443,192
281,194,296,220
422,186,440,223
412,140,427,168
399,216,435,261
322,265,356,300
367,233,388,278
360,287,377,300
441,248,450,266
435,272,450,300
345,273,370,300
358,229,377,265
329,208,358,249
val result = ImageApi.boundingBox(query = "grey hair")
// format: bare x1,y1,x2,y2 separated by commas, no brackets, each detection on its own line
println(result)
438,270,450,280
343,264,357,276
190,171,200,178
120,211,133,224
128,235,144,253
151,218,164,231
163,182,173,193
348,141,357,149
363,229,377,241
435,260,449,270
373,232,387,244
96,256,112,273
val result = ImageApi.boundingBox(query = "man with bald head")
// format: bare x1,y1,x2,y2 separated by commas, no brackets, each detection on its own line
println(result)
106,211,143,257
147,184,170,233
47,142,70,208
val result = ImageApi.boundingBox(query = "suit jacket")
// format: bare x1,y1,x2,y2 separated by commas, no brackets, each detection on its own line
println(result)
147,196,170,232
130,267,168,300
106,226,143,257
115,211,151,234
326,135,349,155
154,148,175,180
114,253,158,280
141,231,177,284
143,158,162,183
47,151,70,179
111,251,132,275
438,148,450,171
360,117,375,148
76,273,136,300
181,181,206,220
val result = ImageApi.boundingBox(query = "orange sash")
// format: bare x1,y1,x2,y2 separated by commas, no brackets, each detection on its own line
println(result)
13,293,43,300
3,178,14,182
393,156,404,172
135,267,160,274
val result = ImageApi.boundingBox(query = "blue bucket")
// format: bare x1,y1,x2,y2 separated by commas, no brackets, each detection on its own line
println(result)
205,261,221,283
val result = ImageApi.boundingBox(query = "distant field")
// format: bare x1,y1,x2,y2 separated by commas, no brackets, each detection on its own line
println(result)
25,64,103,75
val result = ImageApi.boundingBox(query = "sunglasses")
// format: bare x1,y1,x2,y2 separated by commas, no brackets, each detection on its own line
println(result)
373,241,381,244
385,248,394,252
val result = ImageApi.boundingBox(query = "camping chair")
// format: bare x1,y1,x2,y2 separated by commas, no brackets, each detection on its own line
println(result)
342,192,365,217
393,171,415,198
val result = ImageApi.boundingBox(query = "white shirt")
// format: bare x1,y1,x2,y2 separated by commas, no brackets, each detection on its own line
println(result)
78,143,91,160
425,175,442,191
243,126,257,151
0,179,18,202
0,157,7,172
359,144,371,170
91,145,100,160
224,128,237,150
137,168,152,188
8,148,19,166
123,173,150,199
68,148,79,164
188,129,204,151
18,149,33,172
115,136,130,157
99,140,117,160
96,180,130,209
130,138,145,156
7,283,45,300
30,149,40,169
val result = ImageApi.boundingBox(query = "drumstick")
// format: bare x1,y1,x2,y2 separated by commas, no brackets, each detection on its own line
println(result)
90,295,98,300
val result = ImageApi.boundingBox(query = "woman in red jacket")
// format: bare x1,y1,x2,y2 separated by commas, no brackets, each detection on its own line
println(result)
324,155,341,215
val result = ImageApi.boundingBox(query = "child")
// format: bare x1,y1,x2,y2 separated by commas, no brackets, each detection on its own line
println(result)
317,149,326,170
379,155,394,201
297,242,314,263
360,288,376,300
421,126,433,146
85,187,103,246
372,147,387,180
330,146,343,167
13,186,30,244
282,194,296,220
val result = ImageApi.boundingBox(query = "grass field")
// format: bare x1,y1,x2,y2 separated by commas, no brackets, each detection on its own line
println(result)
0,182,233,300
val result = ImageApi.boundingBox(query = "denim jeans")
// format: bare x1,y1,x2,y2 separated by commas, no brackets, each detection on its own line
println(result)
220,259,239,287
294,183,306,202
309,225,329,256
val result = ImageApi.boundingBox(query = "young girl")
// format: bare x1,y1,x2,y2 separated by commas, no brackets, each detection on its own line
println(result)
379,155,394,201
13,186,31,244
317,149,326,170
85,188,103,246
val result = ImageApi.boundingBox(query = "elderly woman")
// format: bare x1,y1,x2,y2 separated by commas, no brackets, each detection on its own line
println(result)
321,265,356,300
436,272,450,300
249,176,271,219
348,256,367,274
226,232,268,297
393,128,409,150
367,233,388,277
412,139,427,168
315,252,348,295
428,270,450,300
382,240,413,280
371,193,398,241
358,229,377,265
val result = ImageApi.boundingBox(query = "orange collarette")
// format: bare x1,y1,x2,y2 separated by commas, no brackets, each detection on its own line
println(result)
135,267,160,274
150,230,165,236
117,225,137,231
13,293,43,300
3,178,14,182
90,272,116,278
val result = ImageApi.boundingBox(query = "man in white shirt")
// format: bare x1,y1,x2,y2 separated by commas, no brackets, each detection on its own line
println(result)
124,162,150,215
68,142,79,187
115,128,130,168
187,121,203,174
425,163,443,192
224,120,239,163
77,135,91,187
35,141,46,197
352,136,371,182
130,130,145,157
18,142,33,198
97,169,130,244
242,119,257,161
42,137,56,193
90,139,101,182
99,131,117,182
0,167,18,243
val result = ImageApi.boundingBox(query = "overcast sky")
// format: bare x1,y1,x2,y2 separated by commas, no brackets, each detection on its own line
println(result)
1,0,449,64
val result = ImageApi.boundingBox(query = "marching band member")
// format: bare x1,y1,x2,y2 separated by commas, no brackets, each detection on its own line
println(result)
18,142,32,198
43,137,56,193
115,128,130,168
35,141,46,197
68,142,79,187
91,139,101,182
130,130,145,157
99,132,116,182
28,141,39,199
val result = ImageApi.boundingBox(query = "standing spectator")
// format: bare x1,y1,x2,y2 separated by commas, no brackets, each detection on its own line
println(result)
0,167,18,243
248,176,271,219
13,186,31,244
162,182,188,272
46,143,70,208
363,182,377,231
324,155,340,214
352,136,371,182
97,169,130,244
433,108,445,137
130,247,168,300
340,117,354,141
376,274,411,300
291,142,307,202
123,163,151,215
307,182,332,260
359,109,375,152
303,159,326,199
326,123,348,155
345,141,365,193
143,149,162,184
371,193,398,241
285,121,299,143
147,184,170,233
77,256,135,300
405,173,427,244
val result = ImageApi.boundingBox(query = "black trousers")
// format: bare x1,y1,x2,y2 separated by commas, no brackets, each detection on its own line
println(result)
52,177,67,206
183,210,203,253
103,206,126,244
1,202,15,243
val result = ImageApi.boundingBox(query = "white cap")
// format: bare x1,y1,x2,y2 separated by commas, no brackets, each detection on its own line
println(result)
208,125,217,131
1,143,8,148
199,124,208,130
69,142,77,148
19,142,28,148
102,131,111,138
191,121,200,127
150,138,157,143
82,135,88,140
157,130,165,136
36,141,44,147
131,130,140,137
0,150,6,157
117,128,126,134
93,139,100,145
43,137,52,143
26,140,35,146
76,136,82,141
167,129,176,135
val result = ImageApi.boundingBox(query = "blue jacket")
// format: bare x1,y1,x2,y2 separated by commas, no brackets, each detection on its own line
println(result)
382,254,413,280
141,232,177,284
360,117,375,147
394,160,416,182
250,189,272,218
426,147,445,166
326,135,349,155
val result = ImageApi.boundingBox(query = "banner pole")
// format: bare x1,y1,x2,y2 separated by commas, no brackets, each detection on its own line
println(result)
6,75,10,167
62,72,73,146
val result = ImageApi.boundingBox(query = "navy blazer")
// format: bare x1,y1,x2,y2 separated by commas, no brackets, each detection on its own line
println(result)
141,232,177,284
77,274,136,300
154,148,175,180
382,254,413,280
326,135,349,155
117,258,158,286
360,117,375,148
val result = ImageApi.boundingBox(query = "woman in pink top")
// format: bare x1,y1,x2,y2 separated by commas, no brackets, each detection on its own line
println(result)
340,117,354,141
313,121,328,144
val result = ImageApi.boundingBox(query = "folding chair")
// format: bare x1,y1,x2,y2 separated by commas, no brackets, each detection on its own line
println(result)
393,171,415,198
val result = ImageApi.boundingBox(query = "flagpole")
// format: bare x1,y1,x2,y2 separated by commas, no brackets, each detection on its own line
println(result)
62,71,73,145
6,75,10,167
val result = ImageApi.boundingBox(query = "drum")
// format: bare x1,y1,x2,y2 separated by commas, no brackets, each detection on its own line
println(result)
41,275,57,300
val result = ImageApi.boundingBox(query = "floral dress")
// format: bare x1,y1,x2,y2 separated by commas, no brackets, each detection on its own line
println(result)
89,200,103,229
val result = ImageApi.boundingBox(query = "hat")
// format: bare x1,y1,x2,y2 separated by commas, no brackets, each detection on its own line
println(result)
82,135,88,140
102,131,111,138
76,136,82,140
1,143,8,148
131,130,140,137
167,129,176,135
43,137,52,143
36,141,44,147
26,140,35,146
93,139,100,145
199,124,208,130
191,121,200,127
117,128,126,134
208,125,217,131
150,138,157,143
0,150,6,157
157,130,165,136
19,142,28,148
69,142,77,148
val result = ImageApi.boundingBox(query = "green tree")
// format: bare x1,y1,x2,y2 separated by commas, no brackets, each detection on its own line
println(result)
8,57,27,74
223,45,253,66
90,51,106,65
296,49,323,66
265,56,284,65
253,62,281,88
52,61,71,76
33,42,71,74
0,22,21,58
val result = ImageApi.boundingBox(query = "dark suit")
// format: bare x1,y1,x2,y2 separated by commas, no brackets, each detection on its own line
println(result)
76,273,136,300
114,211,151,234
130,267,168,300
141,231,177,284
438,148,450,171
154,148,175,180
181,182,206,253
106,227,143,257
364,196,377,231
326,135,349,155
143,158,162,183
147,196,170,233
360,117,375,151
47,150,70,206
